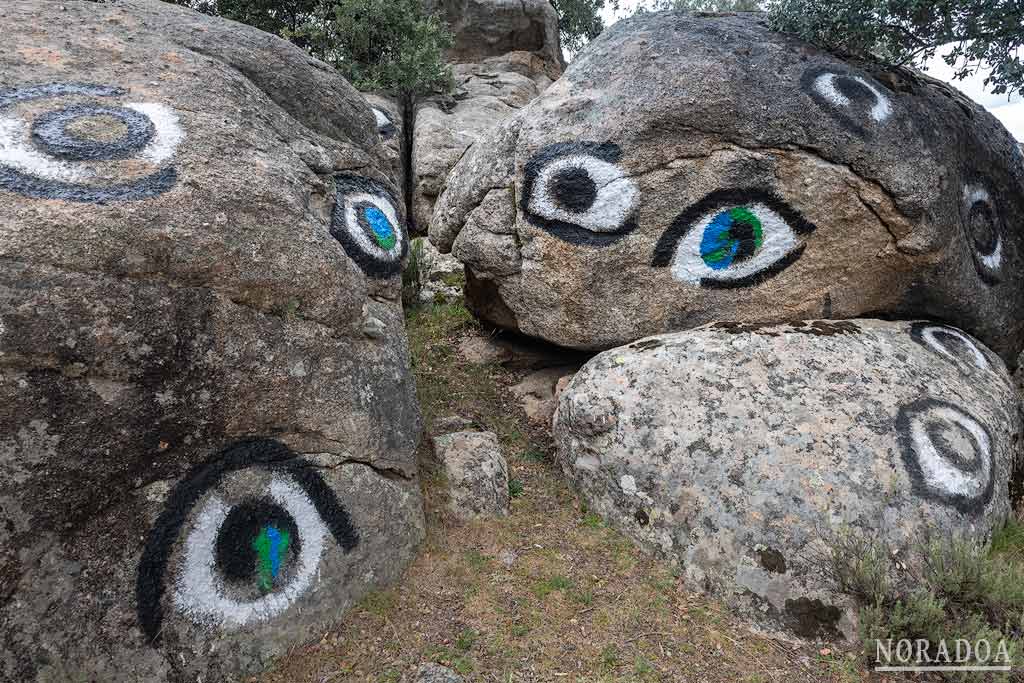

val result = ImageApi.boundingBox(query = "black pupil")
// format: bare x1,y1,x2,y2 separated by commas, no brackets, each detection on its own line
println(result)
214,499,300,583
835,76,877,108
730,217,758,263
968,200,998,254
551,166,598,213
925,419,978,472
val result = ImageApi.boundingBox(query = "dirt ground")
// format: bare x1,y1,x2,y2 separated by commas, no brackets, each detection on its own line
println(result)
254,303,927,683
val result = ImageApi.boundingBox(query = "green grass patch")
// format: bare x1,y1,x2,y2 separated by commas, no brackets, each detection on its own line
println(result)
533,574,574,599
455,628,478,651
357,590,395,616
823,525,1024,680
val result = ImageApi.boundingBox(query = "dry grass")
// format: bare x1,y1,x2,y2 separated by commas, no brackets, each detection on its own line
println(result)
254,302,898,683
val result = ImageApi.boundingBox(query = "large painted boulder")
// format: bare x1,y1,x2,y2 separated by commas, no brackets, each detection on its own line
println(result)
0,1,422,681
430,11,1024,363
554,319,1020,638
412,0,563,232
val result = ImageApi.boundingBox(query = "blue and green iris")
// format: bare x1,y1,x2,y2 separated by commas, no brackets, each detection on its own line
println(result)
252,525,291,593
700,206,763,270
363,206,396,250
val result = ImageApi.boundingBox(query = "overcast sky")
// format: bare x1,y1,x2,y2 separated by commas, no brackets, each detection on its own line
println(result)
596,3,1023,140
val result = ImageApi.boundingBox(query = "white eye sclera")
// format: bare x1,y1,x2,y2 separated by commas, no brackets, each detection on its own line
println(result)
520,141,639,246
136,440,359,640
651,189,816,288
802,67,895,135
331,174,405,278
961,183,1003,285
0,82,184,202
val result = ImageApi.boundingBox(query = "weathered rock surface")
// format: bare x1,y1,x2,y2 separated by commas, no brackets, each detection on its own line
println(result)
412,0,562,232
411,662,465,683
413,236,464,304
554,319,1020,639
363,92,404,202
0,1,421,681
425,0,563,69
431,11,1024,363
510,366,578,425
432,431,510,519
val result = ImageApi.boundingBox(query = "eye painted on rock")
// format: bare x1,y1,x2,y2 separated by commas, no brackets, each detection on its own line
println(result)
910,322,992,373
0,82,183,202
136,439,358,641
330,174,406,278
801,67,894,135
651,189,817,288
520,141,639,246
896,399,995,514
371,107,397,141
961,184,1003,284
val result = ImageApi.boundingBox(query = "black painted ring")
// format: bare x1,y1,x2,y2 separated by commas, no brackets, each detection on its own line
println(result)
31,104,155,161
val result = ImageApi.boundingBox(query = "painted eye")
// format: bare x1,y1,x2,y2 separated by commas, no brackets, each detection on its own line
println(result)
0,82,183,202
371,107,396,141
910,322,992,373
136,439,358,639
802,68,894,134
896,399,995,514
651,189,816,288
330,174,406,278
961,184,1003,284
520,141,639,245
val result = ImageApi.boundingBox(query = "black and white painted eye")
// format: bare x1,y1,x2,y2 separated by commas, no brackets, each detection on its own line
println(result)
651,189,817,288
371,107,397,141
0,82,183,202
802,67,894,134
896,399,995,514
520,141,639,245
136,439,358,640
961,184,1003,284
330,174,406,278
910,322,992,373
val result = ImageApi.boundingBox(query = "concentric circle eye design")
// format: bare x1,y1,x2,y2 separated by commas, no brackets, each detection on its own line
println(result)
802,68,893,134
136,439,358,640
330,174,406,278
651,189,817,288
910,322,991,373
0,82,184,202
371,107,397,141
520,141,639,245
961,184,1003,284
896,399,995,514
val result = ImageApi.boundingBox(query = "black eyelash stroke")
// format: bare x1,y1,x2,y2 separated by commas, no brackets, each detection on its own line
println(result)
650,188,817,289
330,173,406,279
136,438,359,643
520,140,637,247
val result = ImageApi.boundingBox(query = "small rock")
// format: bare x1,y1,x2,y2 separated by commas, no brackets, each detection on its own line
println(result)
412,663,464,683
412,237,464,305
432,415,475,434
497,548,517,568
432,431,509,520
458,335,513,365
509,366,577,425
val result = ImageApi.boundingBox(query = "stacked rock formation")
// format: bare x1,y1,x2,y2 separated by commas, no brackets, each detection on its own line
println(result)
0,1,422,680
412,0,564,233
430,12,1024,363
430,10,1024,638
